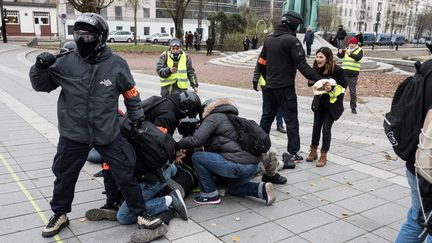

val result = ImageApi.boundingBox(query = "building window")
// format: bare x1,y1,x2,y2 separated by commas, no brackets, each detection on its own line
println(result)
339,7,342,15
348,21,351,28
170,27,174,36
143,8,150,18
349,9,352,16
161,27,166,33
5,10,19,24
115,6,122,20
66,3,75,15
116,26,123,30
34,12,50,25
130,26,135,33
344,8,347,16
144,27,150,35
67,25,74,35
100,8,108,19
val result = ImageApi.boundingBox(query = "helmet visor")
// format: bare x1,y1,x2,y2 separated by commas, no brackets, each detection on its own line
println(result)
74,30,99,43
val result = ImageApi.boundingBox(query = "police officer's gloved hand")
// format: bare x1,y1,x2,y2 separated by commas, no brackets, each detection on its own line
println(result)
35,52,56,69
253,82,259,91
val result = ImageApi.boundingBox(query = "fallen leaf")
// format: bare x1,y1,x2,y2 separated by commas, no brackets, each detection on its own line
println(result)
79,217,87,222
318,198,324,202
285,191,290,194
232,236,241,242
301,196,307,200
346,181,353,186
309,182,316,187
211,223,217,226
369,188,375,191
320,177,327,181
90,177,95,180
383,151,394,160
341,213,350,217
234,217,241,221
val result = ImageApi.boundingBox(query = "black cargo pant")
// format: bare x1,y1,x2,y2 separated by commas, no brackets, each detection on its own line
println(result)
260,86,300,154
50,134,146,217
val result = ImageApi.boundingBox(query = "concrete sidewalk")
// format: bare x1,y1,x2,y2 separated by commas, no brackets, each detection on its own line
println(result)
0,43,409,243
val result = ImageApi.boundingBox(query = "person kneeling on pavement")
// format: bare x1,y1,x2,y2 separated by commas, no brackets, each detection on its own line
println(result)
176,98,276,205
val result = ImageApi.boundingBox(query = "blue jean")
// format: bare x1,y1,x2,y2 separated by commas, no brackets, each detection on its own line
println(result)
395,170,432,243
260,86,300,154
87,148,103,163
192,152,263,199
276,110,284,128
117,164,177,225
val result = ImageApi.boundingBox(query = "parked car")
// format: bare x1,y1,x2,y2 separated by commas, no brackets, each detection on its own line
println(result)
362,32,377,46
146,33,172,44
376,33,392,46
107,31,135,43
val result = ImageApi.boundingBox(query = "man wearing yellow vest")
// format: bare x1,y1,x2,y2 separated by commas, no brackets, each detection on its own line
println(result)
337,37,363,114
157,38,198,97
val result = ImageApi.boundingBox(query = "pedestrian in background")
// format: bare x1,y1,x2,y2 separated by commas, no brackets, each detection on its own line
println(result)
243,35,250,51
206,36,214,56
251,34,259,49
335,25,347,49
303,26,314,56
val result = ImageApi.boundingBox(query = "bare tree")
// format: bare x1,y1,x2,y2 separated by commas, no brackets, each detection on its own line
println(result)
160,0,192,39
125,0,147,45
67,0,114,14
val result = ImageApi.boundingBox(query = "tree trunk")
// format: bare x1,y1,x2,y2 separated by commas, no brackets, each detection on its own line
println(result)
134,3,138,45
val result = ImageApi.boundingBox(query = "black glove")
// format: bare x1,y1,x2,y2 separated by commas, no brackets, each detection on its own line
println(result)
35,52,56,69
253,82,259,91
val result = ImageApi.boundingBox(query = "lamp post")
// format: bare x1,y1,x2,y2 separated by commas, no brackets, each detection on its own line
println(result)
375,2,382,36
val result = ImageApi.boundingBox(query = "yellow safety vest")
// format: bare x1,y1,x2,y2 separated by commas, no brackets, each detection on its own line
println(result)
328,84,345,103
258,75,266,86
341,47,362,72
160,51,188,89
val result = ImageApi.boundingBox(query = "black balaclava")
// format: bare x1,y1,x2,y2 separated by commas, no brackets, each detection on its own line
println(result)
74,24,100,58
281,11,303,32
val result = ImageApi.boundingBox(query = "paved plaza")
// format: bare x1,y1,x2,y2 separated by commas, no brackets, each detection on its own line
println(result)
0,43,411,242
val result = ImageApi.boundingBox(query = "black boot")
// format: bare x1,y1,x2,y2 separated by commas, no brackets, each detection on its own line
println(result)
262,173,287,184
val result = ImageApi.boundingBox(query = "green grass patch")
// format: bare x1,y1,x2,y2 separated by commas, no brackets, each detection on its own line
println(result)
107,43,168,53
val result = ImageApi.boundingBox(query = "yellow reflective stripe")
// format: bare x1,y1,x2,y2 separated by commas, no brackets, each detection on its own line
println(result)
161,52,188,88
0,154,64,243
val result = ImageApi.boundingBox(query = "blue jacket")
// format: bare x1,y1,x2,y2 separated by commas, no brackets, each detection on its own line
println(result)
304,31,314,45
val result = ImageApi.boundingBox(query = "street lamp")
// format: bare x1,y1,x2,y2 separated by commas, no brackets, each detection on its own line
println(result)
375,2,382,36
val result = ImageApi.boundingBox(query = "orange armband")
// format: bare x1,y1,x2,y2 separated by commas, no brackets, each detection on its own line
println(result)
258,57,267,65
122,86,139,100
157,126,168,133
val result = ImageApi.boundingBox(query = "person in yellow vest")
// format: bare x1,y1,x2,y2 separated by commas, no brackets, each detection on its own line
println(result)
157,38,198,97
337,37,363,114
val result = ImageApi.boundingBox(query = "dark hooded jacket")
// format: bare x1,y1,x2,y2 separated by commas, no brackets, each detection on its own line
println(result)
177,98,261,164
256,24,321,88
29,47,144,146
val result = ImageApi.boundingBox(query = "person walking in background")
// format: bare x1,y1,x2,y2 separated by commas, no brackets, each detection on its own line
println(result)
335,25,347,49
337,37,363,114
307,47,347,167
251,34,259,49
157,38,198,97
356,31,364,46
206,36,214,56
303,26,314,56
243,35,250,51
187,31,193,50
254,11,322,169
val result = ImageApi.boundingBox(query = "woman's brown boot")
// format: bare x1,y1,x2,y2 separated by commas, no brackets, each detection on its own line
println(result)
316,150,327,167
306,145,318,162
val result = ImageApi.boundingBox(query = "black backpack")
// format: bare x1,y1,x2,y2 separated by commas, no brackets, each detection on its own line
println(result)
384,61,432,162
140,96,166,113
120,118,176,170
226,113,271,156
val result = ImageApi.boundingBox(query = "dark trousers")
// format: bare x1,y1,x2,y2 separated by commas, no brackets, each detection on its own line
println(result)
311,109,335,151
50,135,146,216
306,43,312,56
103,168,123,207
346,76,358,110
260,86,300,154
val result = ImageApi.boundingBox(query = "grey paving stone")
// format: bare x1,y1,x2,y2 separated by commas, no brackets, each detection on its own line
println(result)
62,199,106,220
9,147,56,157
372,160,405,172
188,197,247,222
296,193,331,207
0,179,36,194
252,198,313,220
164,218,204,241
5,142,54,152
349,233,391,243
19,160,52,171
343,214,384,231
0,163,23,175
76,225,136,243
221,222,293,243
313,185,363,202
326,170,370,184
0,171,29,183
292,177,341,193
0,198,50,219
352,153,388,165
299,220,366,243
0,212,46,235
13,153,54,164
335,193,388,213
275,208,337,234
368,184,410,201
361,145,390,153
279,170,321,184
275,235,311,243
359,203,406,226
350,177,393,192
372,226,399,242
338,148,372,160
26,168,55,179
200,210,268,237
172,231,222,243
0,188,44,206
3,137,51,146
231,190,290,209
0,225,74,243
388,218,405,231
49,237,81,243
275,184,308,198
318,203,355,219
307,163,351,177
68,218,119,235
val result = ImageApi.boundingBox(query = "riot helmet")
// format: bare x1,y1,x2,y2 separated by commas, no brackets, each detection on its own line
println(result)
73,12,109,58
178,91,201,118
60,41,76,54
169,38,182,60
281,11,303,32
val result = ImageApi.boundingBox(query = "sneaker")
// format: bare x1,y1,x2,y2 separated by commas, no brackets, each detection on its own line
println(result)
168,189,188,221
351,108,357,114
282,152,296,169
42,214,69,237
130,223,169,243
262,173,287,185
85,204,118,221
137,214,163,230
193,195,221,205
290,152,304,162
262,183,276,205
276,126,287,133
